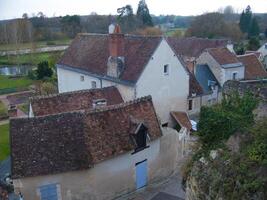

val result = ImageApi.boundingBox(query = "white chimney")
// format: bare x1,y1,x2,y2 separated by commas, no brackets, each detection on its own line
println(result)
109,24,115,34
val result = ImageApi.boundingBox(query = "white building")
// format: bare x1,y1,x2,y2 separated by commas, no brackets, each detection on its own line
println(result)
57,25,190,125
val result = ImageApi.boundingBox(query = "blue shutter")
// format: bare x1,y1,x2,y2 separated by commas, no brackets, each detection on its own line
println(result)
39,184,58,200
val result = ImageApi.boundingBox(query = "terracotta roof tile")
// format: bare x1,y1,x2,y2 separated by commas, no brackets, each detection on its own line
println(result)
11,96,162,178
207,47,240,65
237,54,267,79
30,86,123,116
58,34,162,83
171,111,192,131
167,37,229,58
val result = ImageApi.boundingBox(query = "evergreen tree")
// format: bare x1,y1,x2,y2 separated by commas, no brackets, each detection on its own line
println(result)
239,5,252,33
36,61,53,80
247,37,260,51
136,0,153,27
248,17,260,37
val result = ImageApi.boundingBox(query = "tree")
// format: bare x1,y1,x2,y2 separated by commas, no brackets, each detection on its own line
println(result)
117,5,138,32
136,0,153,27
239,5,252,33
61,15,82,38
248,17,260,37
36,61,53,80
247,37,260,51
185,12,242,41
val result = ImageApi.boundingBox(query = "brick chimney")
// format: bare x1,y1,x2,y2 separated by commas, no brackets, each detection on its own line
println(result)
107,24,125,78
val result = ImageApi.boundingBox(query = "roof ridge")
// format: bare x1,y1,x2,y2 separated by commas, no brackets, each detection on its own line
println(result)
78,32,163,39
237,53,257,58
30,86,116,101
85,95,152,115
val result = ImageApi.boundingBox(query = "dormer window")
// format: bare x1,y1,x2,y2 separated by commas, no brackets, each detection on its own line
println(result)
92,99,107,108
164,64,169,75
130,123,149,153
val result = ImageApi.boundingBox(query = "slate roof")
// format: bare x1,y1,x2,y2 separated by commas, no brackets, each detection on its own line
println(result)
237,54,267,80
58,33,162,83
195,64,220,94
171,111,192,131
30,86,123,116
166,37,229,58
11,96,162,178
206,47,242,67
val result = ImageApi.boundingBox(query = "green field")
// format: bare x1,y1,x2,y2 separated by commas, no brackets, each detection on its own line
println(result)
165,28,187,37
0,51,64,66
0,75,33,90
0,100,8,119
0,39,71,51
0,123,10,161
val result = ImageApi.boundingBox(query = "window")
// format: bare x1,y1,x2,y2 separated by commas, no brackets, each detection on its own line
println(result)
164,64,169,75
39,184,60,200
91,81,96,89
232,72,238,80
131,123,149,153
80,75,84,82
92,99,107,108
188,99,193,111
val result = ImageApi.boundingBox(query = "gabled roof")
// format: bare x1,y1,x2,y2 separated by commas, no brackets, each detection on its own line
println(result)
11,96,162,178
166,37,229,58
195,64,220,93
237,54,267,80
206,47,242,67
30,86,123,116
171,111,192,131
58,33,162,83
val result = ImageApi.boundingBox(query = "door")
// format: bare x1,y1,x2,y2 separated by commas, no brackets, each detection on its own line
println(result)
135,159,147,189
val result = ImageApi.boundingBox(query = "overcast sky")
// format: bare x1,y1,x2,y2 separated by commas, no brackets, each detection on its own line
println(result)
0,0,267,20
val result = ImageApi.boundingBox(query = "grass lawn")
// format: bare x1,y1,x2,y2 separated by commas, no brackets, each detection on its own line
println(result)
0,100,8,119
0,123,10,161
0,75,33,90
0,51,64,66
0,38,72,51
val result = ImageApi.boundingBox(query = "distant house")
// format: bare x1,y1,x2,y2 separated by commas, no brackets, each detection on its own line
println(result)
11,96,183,200
237,54,267,80
196,47,245,87
166,37,233,71
57,24,190,125
29,86,123,117
257,43,267,68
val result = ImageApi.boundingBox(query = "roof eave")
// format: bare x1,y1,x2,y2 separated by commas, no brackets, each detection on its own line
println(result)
57,64,136,87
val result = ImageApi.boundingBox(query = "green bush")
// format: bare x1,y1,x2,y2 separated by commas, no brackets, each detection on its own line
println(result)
197,92,258,149
36,61,53,80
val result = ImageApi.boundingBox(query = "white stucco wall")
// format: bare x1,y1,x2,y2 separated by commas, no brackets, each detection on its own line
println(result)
258,43,267,57
136,39,189,124
57,67,135,101
222,66,245,83
13,128,182,200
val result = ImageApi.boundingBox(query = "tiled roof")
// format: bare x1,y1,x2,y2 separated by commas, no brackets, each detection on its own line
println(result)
237,54,267,80
30,86,123,116
167,37,229,58
171,111,192,131
11,96,162,178
245,51,262,59
58,33,162,83
207,47,241,66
